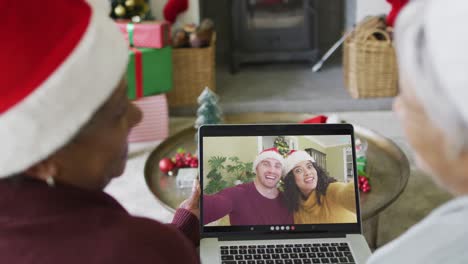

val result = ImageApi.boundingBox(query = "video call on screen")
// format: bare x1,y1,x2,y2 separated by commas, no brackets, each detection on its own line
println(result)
202,135,358,227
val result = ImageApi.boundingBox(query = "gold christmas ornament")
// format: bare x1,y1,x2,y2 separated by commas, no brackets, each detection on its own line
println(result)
114,4,126,17
125,0,135,8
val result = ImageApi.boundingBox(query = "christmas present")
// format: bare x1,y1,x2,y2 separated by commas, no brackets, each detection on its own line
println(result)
116,21,171,48
128,94,169,142
127,46,173,100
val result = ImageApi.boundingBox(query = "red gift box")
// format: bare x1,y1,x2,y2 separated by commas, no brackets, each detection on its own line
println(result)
128,94,169,142
116,21,171,49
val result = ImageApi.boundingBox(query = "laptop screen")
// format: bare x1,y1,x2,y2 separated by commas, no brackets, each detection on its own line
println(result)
199,124,361,236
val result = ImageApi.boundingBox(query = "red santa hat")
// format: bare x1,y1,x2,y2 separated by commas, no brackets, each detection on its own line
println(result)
0,0,128,178
284,150,316,176
252,147,285,173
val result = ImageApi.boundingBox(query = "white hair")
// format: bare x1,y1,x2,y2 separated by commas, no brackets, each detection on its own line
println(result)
395,0,468,158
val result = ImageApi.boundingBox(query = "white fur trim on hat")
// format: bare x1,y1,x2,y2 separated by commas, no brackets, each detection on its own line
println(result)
284,150,315,176
0,1,128,177
252,148,285,174
395,0,468,155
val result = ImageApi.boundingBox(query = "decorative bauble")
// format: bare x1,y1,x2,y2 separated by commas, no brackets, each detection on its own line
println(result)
114,4,126,17
159,158,175,174
131,16,142,23
190,159,198,168
125,0,135,8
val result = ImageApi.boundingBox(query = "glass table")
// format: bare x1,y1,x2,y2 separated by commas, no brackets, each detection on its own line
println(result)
144,113,410,249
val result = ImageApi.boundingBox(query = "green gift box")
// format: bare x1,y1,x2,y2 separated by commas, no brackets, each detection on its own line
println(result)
127,46,173,100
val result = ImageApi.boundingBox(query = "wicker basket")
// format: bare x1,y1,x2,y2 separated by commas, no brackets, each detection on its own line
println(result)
343,19,398,98
167,33,216,107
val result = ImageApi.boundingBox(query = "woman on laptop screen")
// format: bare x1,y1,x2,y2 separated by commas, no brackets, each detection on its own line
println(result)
283,150,357,224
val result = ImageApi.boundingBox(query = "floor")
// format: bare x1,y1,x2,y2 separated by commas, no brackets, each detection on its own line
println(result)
171,63,394,116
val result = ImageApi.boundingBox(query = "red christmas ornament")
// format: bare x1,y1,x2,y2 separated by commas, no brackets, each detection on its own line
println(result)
358,175,371,193
189,157,198,168
159,157,175,174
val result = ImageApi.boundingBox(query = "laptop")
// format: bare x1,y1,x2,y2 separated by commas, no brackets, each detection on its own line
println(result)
199,123,371,264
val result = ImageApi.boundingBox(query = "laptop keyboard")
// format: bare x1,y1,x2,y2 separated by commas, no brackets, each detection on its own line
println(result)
220,242,355,264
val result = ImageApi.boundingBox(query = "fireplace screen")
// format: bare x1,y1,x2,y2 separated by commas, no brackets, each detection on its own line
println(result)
247,0,306,29
230,0,319,72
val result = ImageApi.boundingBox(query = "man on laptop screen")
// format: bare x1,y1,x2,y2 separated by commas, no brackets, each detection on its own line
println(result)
202,135,357,227
203,147,293,225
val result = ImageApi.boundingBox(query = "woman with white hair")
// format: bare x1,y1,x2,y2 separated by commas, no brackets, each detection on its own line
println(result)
367,0,468,263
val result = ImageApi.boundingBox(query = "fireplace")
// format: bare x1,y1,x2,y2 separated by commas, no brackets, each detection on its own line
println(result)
230,0,319,72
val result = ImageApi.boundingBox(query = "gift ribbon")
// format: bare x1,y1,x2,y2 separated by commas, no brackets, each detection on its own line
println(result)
127,23,135,47
130,47,143,98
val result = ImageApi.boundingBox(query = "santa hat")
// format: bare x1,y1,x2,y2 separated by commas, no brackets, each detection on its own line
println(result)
395,0,468,155
252,147,285,173
0,0,128,178
284,150,315,176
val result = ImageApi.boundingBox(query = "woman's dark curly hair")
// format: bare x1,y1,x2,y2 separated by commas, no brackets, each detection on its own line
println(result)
283,162,337,213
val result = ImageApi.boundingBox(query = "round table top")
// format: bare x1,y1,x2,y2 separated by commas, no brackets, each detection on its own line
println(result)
144,113,410,220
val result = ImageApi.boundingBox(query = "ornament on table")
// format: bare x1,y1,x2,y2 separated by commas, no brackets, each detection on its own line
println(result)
109,0,152,21
194,87,223,141
159,157,175,175
159,148,198,176
358,174,371,193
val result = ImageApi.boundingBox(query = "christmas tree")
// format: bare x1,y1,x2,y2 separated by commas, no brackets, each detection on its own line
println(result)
194,87,223,140
109,0,152,21
274,136,290,158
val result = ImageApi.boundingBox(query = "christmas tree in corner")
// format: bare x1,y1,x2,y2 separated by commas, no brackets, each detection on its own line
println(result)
194,87,223,141
274,136,290,158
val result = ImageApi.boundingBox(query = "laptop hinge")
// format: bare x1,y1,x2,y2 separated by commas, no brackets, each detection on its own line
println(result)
218,232,346,241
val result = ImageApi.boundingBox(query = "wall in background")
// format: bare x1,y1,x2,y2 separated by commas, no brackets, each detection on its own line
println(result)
356,0,390,22
325,145,346,181
202,136,257,185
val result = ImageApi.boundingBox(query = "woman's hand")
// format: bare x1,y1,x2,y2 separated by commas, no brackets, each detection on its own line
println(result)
179,179,201,219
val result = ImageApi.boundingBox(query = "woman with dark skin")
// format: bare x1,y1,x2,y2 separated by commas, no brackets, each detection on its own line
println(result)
0,1,200,263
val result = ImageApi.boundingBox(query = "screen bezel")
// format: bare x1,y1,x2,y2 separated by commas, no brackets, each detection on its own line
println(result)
199,123,362,238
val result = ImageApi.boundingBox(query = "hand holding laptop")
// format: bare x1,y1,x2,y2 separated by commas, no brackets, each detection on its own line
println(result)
179,179,201,219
